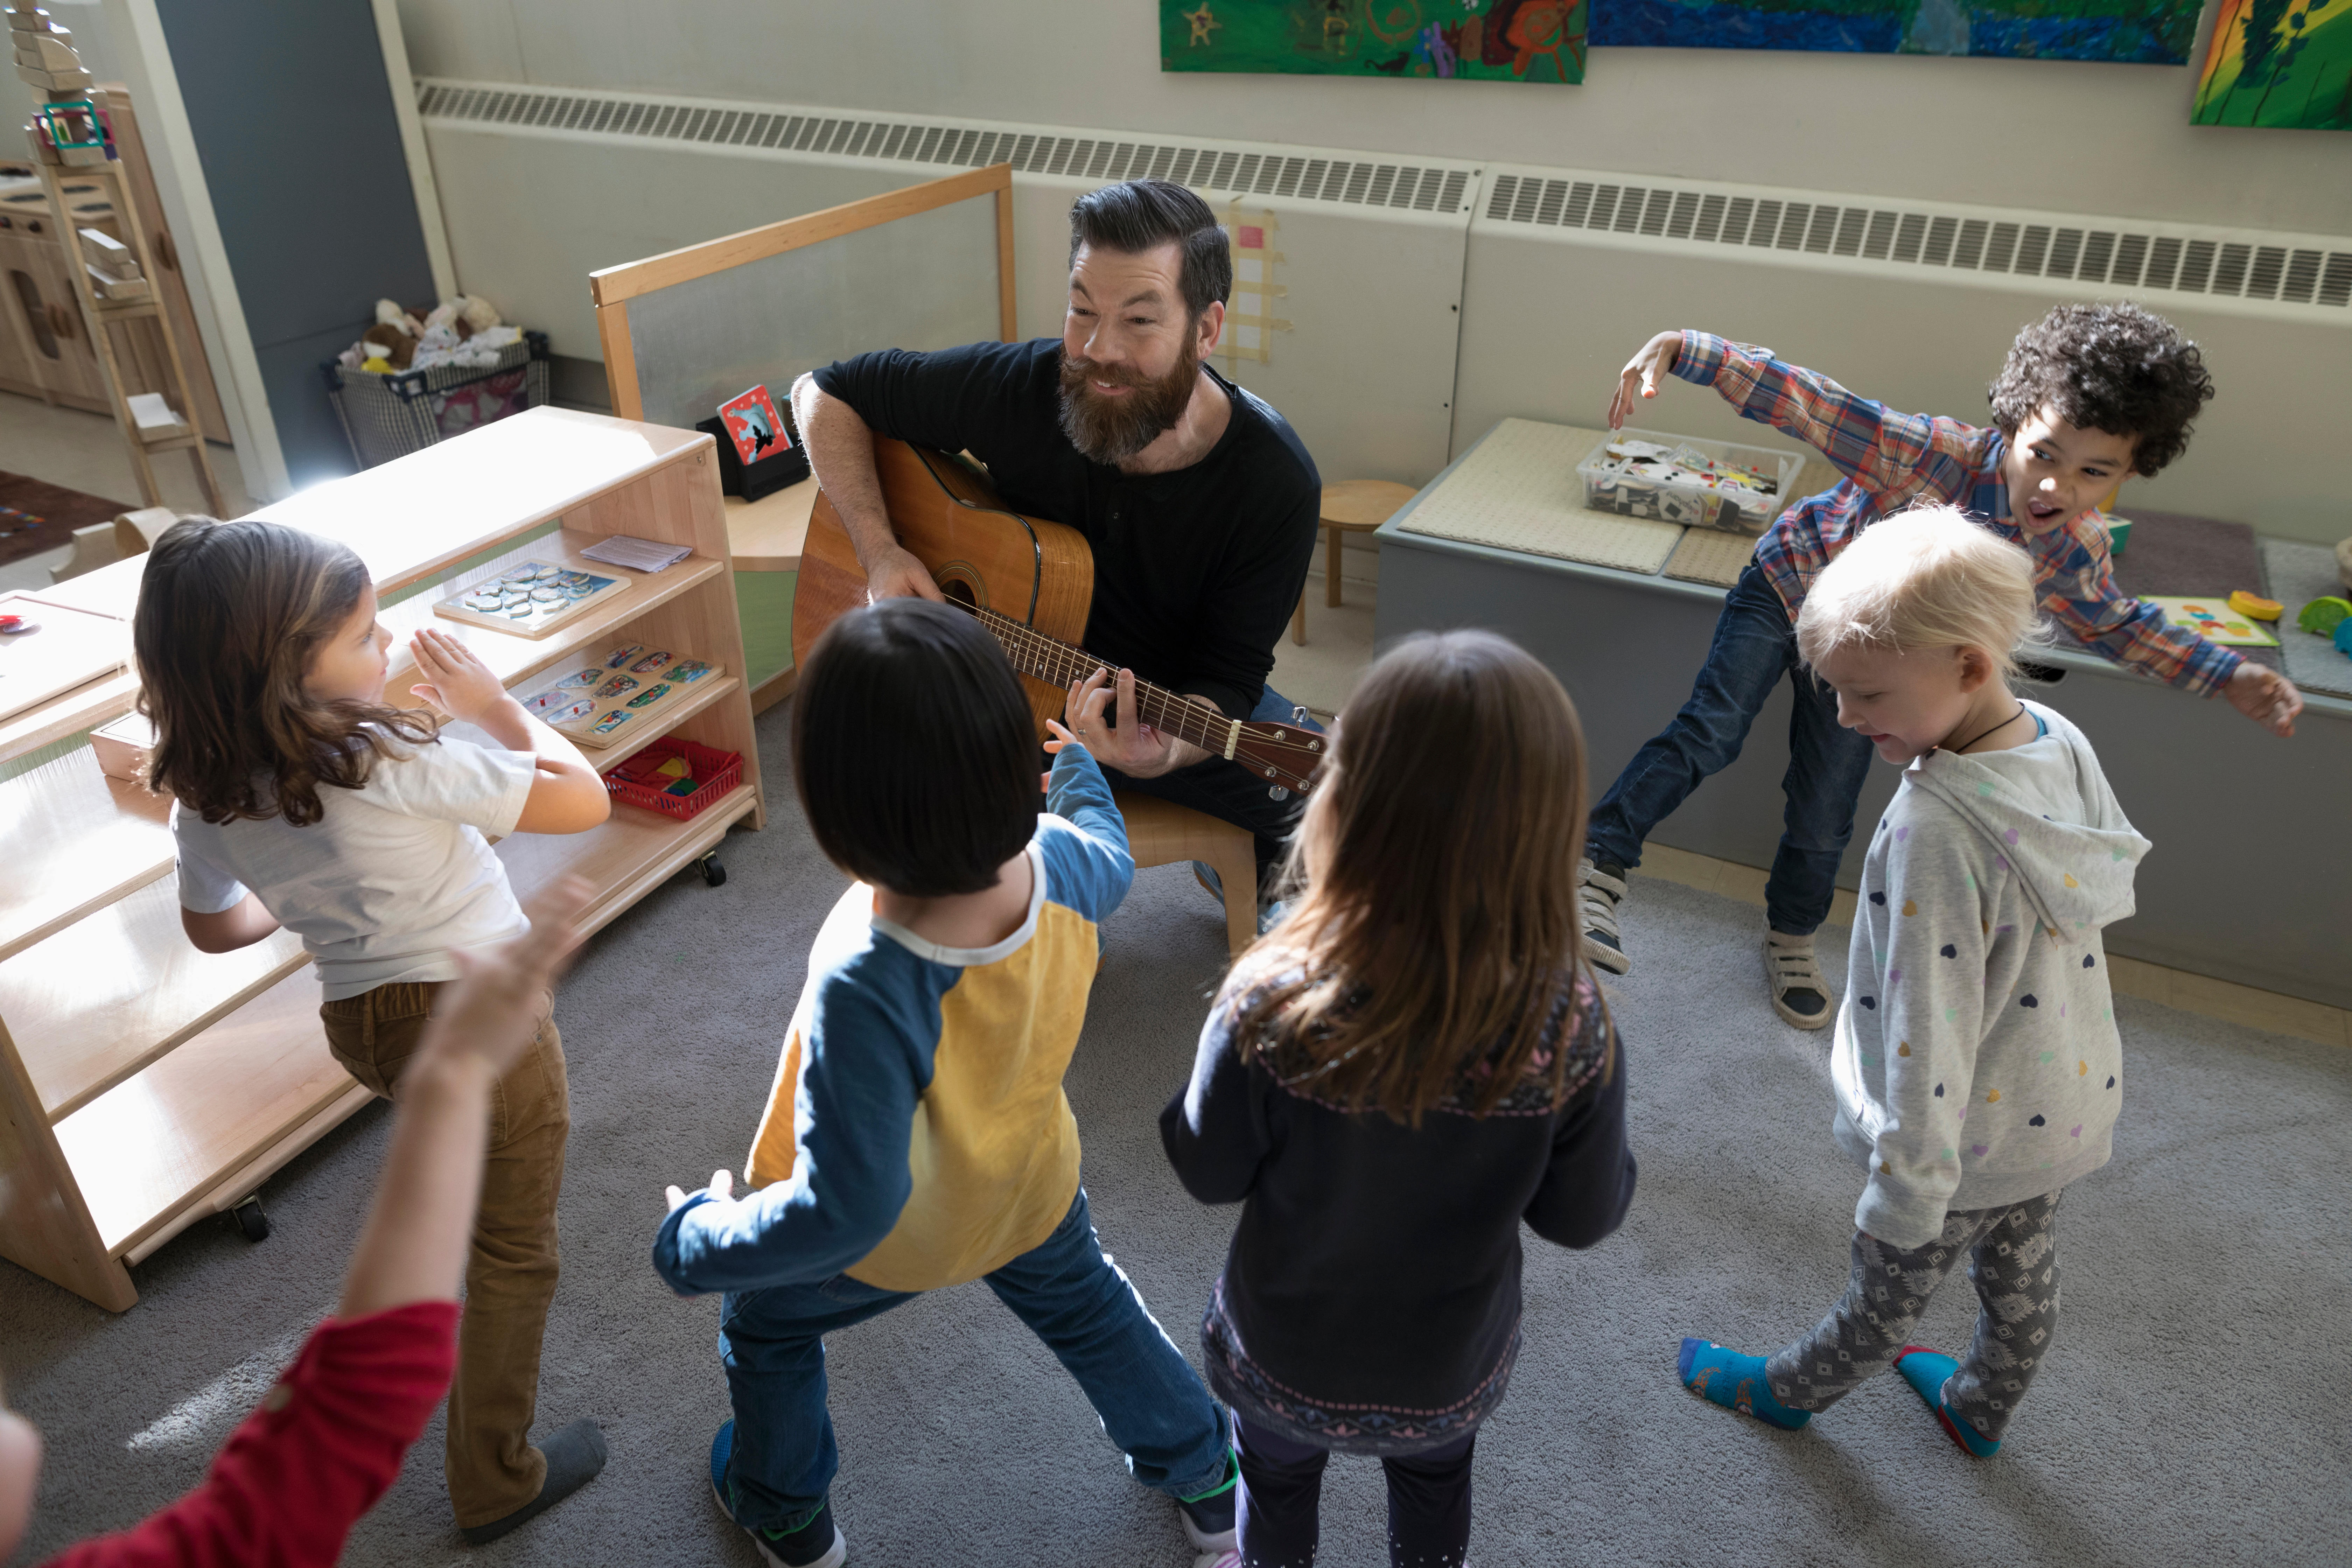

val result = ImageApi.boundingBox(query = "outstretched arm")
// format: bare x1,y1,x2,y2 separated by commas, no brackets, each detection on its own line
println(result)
408,629,611,834
791,372,942,604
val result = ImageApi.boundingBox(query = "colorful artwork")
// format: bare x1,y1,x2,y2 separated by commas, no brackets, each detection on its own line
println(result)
717,384,791,466
1588,0,2204,63
1162,1,1586,84
2148,598,2280,647
2192,0,2352,127
1218,204,1290,368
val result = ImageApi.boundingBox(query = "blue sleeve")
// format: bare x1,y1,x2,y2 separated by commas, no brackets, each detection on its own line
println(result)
1159,994,1276,1205
1039,747,1134,924
651,959,939,1294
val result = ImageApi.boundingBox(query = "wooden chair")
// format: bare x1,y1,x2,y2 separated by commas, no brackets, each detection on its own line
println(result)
1291,479,1419,645
1115,792,1258,959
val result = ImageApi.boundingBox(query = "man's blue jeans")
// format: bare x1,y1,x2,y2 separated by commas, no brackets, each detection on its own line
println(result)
1103,684,1323,888
1586,562,1874,938
714,1188,1232,1534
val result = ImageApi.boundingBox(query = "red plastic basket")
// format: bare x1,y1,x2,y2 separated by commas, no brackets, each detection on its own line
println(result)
605,737,743,821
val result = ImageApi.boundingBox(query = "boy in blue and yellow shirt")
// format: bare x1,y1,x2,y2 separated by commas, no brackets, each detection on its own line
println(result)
653,600,1236,1568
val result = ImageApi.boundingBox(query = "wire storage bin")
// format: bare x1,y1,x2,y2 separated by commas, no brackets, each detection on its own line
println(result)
326,330,551,469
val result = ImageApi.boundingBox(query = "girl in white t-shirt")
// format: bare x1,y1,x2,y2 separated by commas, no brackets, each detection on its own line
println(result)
133,516,612,1545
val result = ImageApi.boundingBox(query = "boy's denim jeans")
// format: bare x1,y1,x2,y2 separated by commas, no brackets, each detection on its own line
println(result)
1586,561,1875,938
715,1187,1232,1535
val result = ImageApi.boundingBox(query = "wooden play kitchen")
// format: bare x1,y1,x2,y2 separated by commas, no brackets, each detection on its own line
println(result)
0,407,762,1311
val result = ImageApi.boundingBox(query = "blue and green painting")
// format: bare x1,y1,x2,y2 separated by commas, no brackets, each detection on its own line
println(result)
1587,0,2205,64
1161,0,1587,84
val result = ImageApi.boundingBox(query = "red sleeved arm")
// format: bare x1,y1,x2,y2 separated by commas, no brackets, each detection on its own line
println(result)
38,1301,459,1568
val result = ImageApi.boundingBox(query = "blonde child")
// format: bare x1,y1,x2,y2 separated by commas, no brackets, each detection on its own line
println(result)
1160,630,1638,1568
1680,506,2149,1456
133,517,612,1543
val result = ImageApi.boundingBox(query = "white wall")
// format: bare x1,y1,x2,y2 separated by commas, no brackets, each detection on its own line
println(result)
395,0,2350,238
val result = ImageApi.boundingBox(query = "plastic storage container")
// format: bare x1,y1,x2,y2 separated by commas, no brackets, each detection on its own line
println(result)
605,737,744,822
324,330,550,470
1576,427,1803,535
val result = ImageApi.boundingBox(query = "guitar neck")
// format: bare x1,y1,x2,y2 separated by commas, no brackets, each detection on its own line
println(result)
964,603,1239,757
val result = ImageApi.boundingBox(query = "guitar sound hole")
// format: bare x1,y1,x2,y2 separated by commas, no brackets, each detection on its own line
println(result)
940,579,977,608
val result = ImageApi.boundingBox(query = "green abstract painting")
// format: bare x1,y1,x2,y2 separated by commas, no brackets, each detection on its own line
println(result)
1161,0,1587,84
2193,0,2352,128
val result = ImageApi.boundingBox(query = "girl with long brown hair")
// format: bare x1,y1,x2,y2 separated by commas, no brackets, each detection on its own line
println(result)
1159,629,1638,1568
134,516,612,1545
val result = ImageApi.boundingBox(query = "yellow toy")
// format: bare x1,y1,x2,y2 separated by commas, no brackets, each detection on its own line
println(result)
2226,590,2282,621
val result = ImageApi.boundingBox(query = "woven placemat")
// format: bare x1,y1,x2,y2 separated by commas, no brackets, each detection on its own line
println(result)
1396,419,1685,574
1661,527,1758,587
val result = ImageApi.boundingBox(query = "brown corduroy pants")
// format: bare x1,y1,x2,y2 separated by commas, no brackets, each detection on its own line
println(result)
320,979,569,1528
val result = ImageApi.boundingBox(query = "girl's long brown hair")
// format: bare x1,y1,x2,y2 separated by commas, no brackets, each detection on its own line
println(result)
1231,630,1608,1124
135,517,436,825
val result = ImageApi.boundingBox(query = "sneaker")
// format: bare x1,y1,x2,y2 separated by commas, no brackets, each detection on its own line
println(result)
1579,859,1631,975
1762,926,1833,1029
709,1420,847,1568
1175,1449,1239,1553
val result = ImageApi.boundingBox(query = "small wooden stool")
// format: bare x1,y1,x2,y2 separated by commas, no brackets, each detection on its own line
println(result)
1292,479,1419,645
1115,791,1258,959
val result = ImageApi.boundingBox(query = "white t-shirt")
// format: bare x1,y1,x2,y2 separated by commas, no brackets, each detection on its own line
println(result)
173,733,537,1000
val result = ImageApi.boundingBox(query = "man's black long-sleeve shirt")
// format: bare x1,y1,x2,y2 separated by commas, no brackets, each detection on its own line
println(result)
812,339,1321,719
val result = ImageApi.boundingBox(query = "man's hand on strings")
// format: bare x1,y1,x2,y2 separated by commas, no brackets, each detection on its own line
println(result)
864,543,944,604
1046,665,1185,778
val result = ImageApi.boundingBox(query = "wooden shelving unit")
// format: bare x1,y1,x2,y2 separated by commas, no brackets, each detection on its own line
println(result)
0,407,764,1310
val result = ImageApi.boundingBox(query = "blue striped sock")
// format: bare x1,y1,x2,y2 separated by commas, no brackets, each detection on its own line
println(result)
1678,1338,1810,1430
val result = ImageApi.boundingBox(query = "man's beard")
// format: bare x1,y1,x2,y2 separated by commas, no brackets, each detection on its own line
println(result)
1057,338,1199,465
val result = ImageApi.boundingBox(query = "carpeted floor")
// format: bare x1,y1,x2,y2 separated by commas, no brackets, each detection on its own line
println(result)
5,699,2347,1567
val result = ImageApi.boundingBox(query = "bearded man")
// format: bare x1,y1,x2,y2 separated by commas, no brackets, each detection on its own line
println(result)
792,178,1324,901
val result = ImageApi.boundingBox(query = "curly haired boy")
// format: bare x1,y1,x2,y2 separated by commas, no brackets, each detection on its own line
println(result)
1577,303,2302,1026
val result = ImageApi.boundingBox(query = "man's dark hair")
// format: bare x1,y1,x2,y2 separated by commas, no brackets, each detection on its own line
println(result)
1068,179,1232,321
792,599,1038,898
1987,302,2214,477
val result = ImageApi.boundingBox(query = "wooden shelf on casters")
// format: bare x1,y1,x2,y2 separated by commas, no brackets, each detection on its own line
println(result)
0,750,173,963
52,967,363,1259
499,782,758,937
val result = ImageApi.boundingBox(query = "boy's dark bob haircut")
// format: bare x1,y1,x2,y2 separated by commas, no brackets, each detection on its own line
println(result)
1987,301,2213,478
792,598,1038,898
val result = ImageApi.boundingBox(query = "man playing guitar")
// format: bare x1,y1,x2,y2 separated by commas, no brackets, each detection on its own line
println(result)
792,178,1324,903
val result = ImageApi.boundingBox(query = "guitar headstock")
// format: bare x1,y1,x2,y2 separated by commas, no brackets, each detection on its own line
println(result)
1231,717,1327,795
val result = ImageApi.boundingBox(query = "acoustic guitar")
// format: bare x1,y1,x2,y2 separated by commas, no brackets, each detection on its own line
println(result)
791,438,1326,793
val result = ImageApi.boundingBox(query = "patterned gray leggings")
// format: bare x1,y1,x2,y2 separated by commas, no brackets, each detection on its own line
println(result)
1764,1190,2061,1441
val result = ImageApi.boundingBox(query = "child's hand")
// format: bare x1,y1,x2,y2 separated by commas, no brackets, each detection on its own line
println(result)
408,626,511,723
2224,663,2301,738
1608,330,1684,430
416,876,591,1080
665,1168,734,1213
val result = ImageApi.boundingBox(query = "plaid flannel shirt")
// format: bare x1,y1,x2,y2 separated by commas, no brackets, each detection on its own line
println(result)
1674,331,2243,697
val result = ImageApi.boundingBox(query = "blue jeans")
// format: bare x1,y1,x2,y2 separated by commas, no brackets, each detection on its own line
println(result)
1104,685,1323,888
1586,562,1874,937
715,1188,1232,1534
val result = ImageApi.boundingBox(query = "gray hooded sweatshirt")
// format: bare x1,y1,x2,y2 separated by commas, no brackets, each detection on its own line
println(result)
1832,699,2150,1249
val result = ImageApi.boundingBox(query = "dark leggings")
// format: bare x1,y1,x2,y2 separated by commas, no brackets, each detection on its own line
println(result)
1236,1414,1476,1568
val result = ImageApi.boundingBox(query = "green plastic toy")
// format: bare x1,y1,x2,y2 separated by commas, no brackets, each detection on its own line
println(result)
2296,596,2352,639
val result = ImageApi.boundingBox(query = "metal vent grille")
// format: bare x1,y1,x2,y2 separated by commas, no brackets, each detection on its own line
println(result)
414,83,1473,214
1481,172,2352,310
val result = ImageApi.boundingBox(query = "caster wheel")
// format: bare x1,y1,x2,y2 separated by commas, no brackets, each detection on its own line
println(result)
697,853,726,888
232,1196,269,1243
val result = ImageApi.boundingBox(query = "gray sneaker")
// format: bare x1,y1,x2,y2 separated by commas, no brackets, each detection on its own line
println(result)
1579,859,1631,975
1762,926,1834,1029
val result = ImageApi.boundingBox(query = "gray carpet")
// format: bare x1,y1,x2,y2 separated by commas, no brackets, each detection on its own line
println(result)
6,699,2348,1567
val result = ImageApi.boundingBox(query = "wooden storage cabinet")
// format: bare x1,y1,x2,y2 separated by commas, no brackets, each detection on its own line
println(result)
0,408,762,1310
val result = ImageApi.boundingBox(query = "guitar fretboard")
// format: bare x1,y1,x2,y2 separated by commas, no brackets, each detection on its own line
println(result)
964,603,1236,756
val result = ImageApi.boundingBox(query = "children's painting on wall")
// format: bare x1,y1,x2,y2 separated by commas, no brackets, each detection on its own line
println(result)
2192,0,2352,128
1162,0,1587,84
1588,0,2204,63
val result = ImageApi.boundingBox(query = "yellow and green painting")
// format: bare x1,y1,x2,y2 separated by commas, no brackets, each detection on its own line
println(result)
1161,0,1587,85
2192,0,2352,127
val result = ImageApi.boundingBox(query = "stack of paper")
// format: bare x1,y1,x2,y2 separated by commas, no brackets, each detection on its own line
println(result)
581,534,692,573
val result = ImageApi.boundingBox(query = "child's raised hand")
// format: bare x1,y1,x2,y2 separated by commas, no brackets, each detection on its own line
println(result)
665,1169,734,1213
1608,330,1684,430
416,876,591,1080
408,626,510,723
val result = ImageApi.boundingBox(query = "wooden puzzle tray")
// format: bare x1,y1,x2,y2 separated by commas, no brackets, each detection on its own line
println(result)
516,640,726,750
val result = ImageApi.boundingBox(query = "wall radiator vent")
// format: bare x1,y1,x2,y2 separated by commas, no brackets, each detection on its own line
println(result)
412,82,1472,215
1483,170,2352,314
